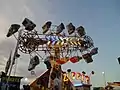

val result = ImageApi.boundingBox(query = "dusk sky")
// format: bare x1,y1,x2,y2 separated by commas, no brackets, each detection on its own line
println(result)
0,0,120,87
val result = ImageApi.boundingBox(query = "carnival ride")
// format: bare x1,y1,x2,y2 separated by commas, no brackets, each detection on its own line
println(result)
6,18,98,90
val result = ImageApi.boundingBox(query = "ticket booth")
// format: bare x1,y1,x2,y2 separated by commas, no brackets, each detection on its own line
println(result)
0,76,23,90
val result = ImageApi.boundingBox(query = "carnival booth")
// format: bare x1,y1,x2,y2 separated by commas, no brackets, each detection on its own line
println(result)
29,70,92,90
30,70,74,90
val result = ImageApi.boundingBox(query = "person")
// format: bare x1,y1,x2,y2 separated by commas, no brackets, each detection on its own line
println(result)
53,77,61,90
52,73,61,90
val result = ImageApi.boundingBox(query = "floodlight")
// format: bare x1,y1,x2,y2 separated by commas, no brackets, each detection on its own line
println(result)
76,26,86,37
6,24,20,37
0,71,6,77
90,47,98,56
66,23,75,35
15,53,20,58
56,23,65,34
28,55,40,71
22,18,36,31
91,71,94,74
67,69,71,73
82,53,93,63
118,57,120,64
82,71,86,74
42,21,52,34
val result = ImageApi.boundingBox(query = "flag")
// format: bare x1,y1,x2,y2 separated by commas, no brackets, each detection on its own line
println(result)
5,51,12,75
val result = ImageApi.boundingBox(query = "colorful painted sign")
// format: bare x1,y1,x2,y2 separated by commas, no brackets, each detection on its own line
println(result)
63,72,90,84
45,35,82,46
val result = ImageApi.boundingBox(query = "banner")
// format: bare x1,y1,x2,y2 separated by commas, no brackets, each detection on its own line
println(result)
0,76,23,90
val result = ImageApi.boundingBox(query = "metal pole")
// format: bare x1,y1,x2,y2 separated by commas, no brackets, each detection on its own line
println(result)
13,58,18,76
102,72,106,87
6,29,22,89
88,73,92,85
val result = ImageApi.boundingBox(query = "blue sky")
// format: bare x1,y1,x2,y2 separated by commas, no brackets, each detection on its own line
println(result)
41,0,120,86
0,0,120,87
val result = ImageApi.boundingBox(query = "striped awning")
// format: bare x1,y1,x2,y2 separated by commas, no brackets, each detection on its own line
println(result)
107,82,120,86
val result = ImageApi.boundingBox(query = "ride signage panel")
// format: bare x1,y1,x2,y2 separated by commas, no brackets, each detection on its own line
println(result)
63,72,90,84
45,35,83,46
0,76,23,88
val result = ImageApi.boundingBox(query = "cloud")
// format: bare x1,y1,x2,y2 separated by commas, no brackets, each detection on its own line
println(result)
0,0,57,85
0,0,34,20
0,0,35,84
